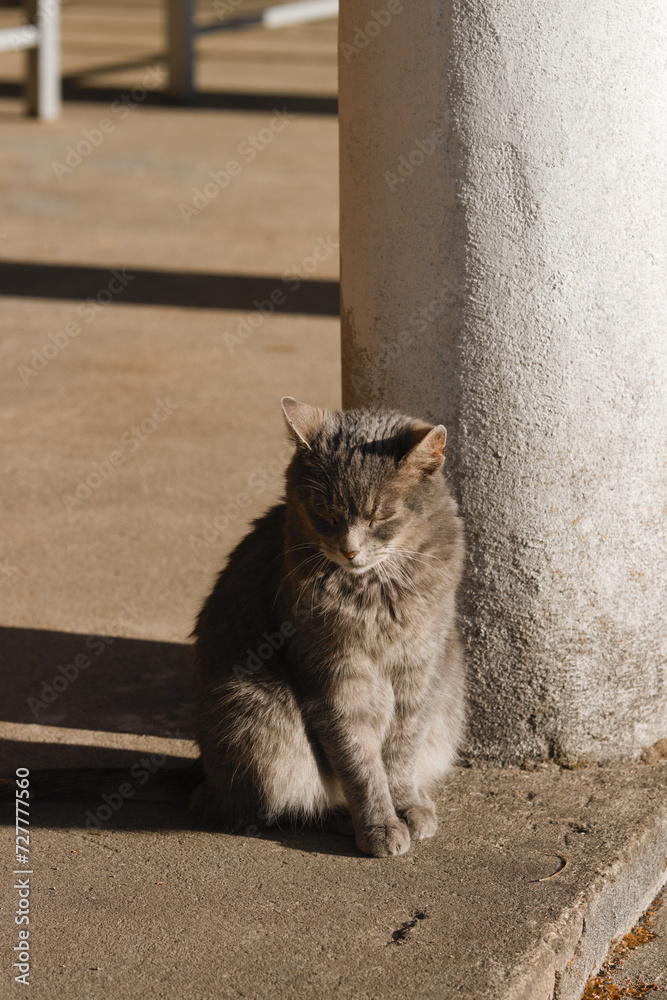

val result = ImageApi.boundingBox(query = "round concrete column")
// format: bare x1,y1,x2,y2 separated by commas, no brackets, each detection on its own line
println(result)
339,0,667,763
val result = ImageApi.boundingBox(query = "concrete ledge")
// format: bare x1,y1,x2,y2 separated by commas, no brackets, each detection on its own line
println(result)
2,728,667,1000
505,762,667,1000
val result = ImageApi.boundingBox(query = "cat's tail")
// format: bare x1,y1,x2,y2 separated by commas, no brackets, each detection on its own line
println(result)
0,760,202,804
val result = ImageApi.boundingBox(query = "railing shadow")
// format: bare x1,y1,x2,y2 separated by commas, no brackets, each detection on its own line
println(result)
0,625,195,735
0,262,340,316
0,78,338,115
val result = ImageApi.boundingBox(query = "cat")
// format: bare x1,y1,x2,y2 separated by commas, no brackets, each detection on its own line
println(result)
3,397,466,859
191,396,466,857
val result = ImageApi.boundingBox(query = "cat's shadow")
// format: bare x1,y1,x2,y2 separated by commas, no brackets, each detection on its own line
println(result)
0,626,361,858
0,737,362,857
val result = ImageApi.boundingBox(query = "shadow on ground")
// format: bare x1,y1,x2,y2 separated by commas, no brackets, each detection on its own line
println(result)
0,79,338,115
0,262,340,315
0,627,356,854
0,625,195,735
0,736,357,854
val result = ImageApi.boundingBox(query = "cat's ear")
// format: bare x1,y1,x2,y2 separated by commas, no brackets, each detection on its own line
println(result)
281,397,326,449
402,423,447,474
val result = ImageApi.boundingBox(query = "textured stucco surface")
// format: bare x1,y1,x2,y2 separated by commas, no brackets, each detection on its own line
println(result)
339,0,667,763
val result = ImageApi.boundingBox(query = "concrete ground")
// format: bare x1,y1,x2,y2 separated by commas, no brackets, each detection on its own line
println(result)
1,3,666,999
0,0,340,642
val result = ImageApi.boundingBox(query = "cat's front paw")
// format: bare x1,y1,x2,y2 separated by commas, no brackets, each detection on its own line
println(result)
355,819,411,857
400,802,438,841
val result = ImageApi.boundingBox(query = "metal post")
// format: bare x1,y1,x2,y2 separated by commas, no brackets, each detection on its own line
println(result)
166,0,195,102
25,0,60,120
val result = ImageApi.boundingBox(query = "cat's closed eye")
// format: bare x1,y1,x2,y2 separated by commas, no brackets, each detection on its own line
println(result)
369,513,395,527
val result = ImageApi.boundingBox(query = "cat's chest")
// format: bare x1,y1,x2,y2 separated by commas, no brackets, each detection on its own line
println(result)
320,576,439,650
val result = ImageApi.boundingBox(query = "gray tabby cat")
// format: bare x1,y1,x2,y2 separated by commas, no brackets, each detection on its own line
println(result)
192,397,466,857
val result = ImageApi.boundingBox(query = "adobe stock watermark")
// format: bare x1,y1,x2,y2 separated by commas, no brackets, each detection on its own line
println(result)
16,268,135,385
189,445,293,557
232,621,297,681
178,108,295,224
384,126,446,191
52,66,165,180
243,805,271,838
3,0,71,51
377,282,464,369
223,234,338,353
61,397,180,520
212,0,243,20
231,598,316,684
84,729,184,829
347,280,465,400
339,0,403,63
27,601,141,718
13,767,32,986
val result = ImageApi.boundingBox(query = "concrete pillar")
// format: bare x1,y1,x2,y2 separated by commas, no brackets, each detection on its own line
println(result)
339,0,667,764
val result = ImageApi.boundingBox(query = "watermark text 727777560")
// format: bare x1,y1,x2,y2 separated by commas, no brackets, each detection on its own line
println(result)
13,768,32,986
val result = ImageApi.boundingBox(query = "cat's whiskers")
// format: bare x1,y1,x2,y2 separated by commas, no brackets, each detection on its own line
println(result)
301,479,329,497
375,559,393,593
307,555,330,622
374,554,406,596
382,562,406,592
269,542,316,569
281,542,320,558
396,545,444,562
382,552,420,592
397,547,446,565
291,553,328,621
381,547,444,586
273,550,325,610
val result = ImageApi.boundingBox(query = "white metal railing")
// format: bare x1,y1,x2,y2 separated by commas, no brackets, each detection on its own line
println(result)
166,0,338,101
0,0,60,119
0,0,337,116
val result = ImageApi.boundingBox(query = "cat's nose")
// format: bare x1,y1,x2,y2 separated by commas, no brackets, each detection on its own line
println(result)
341,550,359,560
